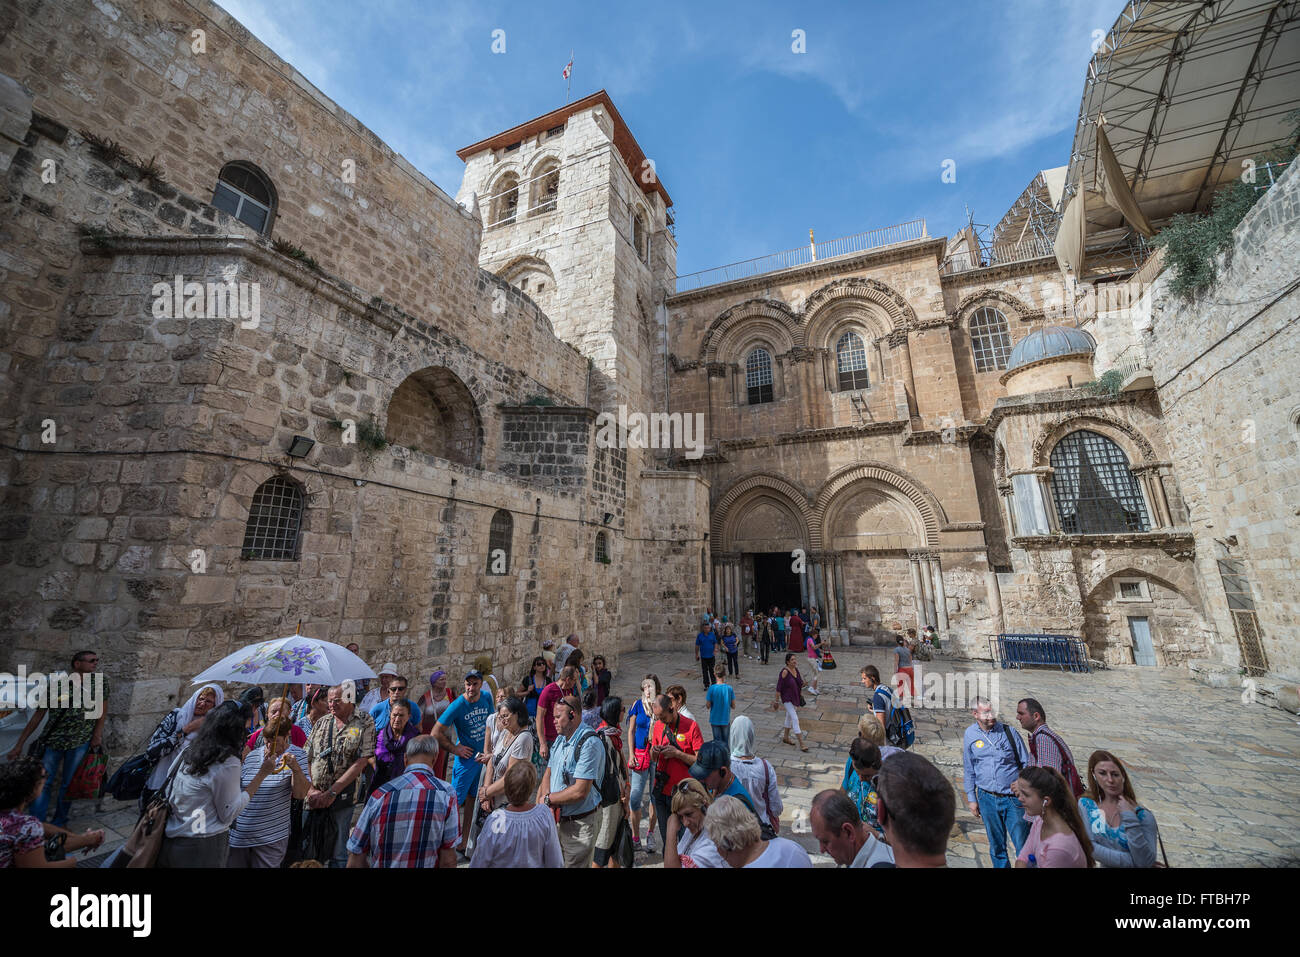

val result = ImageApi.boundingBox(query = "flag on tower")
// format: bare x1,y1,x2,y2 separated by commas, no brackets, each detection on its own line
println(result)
562,57,573,80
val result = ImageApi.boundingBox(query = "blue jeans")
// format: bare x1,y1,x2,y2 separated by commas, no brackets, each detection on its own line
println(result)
711,724,729,746
32,743,90,826
976,789,1030,868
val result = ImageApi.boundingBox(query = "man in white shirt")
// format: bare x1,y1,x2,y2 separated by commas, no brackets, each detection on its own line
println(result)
360,663,398,713
553,634,579,673
810,789,894,868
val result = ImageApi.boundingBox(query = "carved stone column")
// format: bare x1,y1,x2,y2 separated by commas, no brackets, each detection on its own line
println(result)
928,555,949,631
908,555,926,633
888,329,918,421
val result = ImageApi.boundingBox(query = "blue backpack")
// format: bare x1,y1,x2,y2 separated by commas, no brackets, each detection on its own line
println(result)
875,686,915,750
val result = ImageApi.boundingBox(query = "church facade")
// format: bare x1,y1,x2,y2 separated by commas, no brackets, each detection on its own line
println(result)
1,0,1295,746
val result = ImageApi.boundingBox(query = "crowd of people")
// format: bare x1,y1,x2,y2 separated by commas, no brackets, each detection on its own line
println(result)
0,629,1167,869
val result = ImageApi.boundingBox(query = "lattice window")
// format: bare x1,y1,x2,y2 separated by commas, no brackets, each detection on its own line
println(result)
487,509,512,575
746,348,773,405
594,531,610,564
212,162,275,236
835,331,870,391
970,306,1013,372
1049,430,1149,534
242,476,303,560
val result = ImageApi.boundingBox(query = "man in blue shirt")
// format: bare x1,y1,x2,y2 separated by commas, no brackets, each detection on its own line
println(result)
540,694,607,868
695,625,718,692
433,669,495,857
962,696,1031,867
368,674,422,734
689,740,761,824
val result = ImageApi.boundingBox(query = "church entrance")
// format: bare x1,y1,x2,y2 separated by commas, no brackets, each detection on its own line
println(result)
752,551,801,614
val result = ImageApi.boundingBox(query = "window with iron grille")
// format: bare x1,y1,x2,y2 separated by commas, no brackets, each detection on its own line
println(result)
1049,430,1149,534
1117,579,1149,601
746,348,773,405
241,476,303,560
969,307,1012,372
835,331,870,391
212,162,276,236
594,531,610,564
487,509,512,575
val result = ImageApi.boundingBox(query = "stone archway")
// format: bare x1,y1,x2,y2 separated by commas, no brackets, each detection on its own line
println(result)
709,474,812,623
1082,569,1209,668
386,366,483,467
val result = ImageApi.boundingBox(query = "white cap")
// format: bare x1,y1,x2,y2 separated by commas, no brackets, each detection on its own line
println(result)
379,662,399,676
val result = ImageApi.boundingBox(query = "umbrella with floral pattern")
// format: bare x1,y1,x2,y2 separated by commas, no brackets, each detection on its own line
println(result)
192,634,376,688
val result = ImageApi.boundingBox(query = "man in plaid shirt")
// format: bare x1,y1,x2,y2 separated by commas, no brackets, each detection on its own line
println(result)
347,734,459,868
1015,697,1083,795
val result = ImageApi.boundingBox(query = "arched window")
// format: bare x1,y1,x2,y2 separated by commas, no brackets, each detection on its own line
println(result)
633,210,648,262
1049,430,1150,534
835,331,870,391
594,531,610,564
241,475,303,560
212,161,276,236
491,173,519,227
746,348,773,405
970,306,1013,372
531,161,559,214
487,509,512,575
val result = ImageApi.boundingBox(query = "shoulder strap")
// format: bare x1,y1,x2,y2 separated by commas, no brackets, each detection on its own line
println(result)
1001,723,1024,771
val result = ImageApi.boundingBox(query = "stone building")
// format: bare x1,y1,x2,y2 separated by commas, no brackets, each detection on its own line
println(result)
0,0,1296,753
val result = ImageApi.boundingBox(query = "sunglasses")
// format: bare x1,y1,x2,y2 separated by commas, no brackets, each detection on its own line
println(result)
672,779,698,795
390,686,407,693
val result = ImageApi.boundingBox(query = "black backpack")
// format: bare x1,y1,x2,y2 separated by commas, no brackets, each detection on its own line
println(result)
572,727,621,808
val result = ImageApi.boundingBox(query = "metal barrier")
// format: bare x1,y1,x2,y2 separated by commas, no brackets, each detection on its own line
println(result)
988,634,1091,673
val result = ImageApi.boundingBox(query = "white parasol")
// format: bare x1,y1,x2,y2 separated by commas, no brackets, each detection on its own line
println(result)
191,634,376,688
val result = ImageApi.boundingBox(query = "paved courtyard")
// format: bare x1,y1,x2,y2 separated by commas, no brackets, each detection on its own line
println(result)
62,644,1300,868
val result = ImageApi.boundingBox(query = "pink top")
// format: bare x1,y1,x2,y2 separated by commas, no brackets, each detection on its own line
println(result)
806,636,819,660
1017,816,1088,868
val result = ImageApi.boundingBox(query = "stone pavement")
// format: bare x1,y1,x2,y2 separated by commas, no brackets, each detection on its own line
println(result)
60,644,1300,867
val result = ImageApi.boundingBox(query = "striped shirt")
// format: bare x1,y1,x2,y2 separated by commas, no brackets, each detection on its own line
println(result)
346,765,460,867
229,744,309,848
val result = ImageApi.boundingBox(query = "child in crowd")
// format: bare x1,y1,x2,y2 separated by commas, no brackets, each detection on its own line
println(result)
705,666,735,746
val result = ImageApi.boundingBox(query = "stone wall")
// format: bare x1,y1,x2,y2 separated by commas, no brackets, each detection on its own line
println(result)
1144,159,1300,682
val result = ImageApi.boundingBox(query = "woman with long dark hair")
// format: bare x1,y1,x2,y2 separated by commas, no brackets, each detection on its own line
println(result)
519,657,550,720
477,696,535,815
1014,766,1093,868
156,702,277,867
1079,750,1160,868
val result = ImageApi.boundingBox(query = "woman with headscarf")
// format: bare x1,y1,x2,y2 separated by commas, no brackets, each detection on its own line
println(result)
418,671,454,780
728,715,782,835
140,684,224,812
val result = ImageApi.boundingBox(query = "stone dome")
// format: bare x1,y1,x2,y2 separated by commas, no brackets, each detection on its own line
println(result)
1005,325,1096,372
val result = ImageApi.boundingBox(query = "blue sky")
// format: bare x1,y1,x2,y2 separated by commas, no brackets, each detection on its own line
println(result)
220,0,1120,275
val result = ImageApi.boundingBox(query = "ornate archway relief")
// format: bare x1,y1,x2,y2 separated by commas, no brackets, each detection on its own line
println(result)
822,485,926,551
804,299,893,353
951,287,1043,325
700,299,798,361
1032,414,1156,468
812,462,946,548
801,278,916,337
712,473,813,551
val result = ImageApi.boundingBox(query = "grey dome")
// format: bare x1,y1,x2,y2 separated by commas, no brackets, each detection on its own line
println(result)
1006,325,1096,372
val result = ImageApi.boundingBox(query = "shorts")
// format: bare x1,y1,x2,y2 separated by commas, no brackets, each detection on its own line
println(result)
451,757,483,803
809,656,823,673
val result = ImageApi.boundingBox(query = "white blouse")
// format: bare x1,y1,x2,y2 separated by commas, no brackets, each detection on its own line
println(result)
163,755,250,839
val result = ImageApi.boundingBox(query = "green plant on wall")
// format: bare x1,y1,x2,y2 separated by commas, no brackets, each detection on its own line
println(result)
1154,111,1298,299
356,415,388,452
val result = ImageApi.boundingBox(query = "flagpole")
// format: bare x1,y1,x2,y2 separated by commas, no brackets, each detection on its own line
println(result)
566,50,572,103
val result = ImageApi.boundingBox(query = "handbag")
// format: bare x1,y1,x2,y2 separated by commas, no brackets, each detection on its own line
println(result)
821,651,837,670
611,815,635,868
114,759,181,869
105,751,155,802
65,745,108,800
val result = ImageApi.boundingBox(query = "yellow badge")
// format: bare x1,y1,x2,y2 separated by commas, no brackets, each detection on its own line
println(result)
974,740,986,748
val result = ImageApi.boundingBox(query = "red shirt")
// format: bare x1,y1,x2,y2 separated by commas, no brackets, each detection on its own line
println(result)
538,682,565,743
246,725,306,750
650,716,703,796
